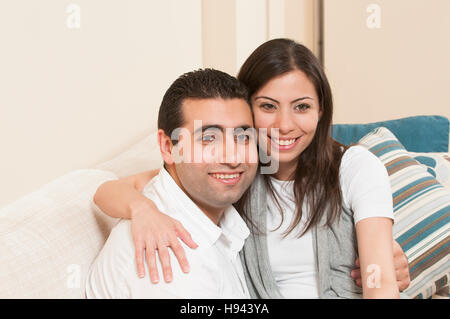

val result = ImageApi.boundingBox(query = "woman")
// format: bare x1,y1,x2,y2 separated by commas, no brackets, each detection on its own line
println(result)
94,39,409,298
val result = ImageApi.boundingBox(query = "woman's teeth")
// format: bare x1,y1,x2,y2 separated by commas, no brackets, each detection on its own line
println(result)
272,138,297,146
211,173,240,180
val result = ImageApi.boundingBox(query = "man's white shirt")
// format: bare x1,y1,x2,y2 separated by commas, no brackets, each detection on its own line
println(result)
86,168,251,299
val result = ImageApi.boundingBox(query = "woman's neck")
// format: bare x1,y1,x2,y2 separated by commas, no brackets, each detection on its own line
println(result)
272,160,298,181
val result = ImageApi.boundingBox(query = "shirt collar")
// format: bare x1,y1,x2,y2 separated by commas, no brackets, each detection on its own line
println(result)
219,206,250,256
157,168,249,251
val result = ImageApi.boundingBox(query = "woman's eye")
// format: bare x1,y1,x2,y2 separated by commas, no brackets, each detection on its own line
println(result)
295,103,310,111
261,103,276,110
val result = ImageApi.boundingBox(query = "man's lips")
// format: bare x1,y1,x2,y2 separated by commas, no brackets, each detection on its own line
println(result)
208,171,243,185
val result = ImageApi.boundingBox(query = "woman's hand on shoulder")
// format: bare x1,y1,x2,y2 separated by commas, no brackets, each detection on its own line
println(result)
130,199,198,284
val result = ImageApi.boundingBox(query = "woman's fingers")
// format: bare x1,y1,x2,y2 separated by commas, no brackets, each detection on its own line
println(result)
175,221,198,249
130,212,194,284
134,240,146,278
146,247,159,283
134,237,160,283
171,239,190,273
157,245,173,283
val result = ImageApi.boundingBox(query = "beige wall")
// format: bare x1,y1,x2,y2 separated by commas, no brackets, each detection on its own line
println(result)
202,0,316,76
0,0,203,207
323,0,450,124
0,0,314,208
5,0,447,208
1,0,315,208
202,0,237,75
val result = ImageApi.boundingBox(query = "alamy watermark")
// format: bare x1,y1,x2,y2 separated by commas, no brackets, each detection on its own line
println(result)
366,264,382,288
366,4,381,29
66,264,81,289
169,120,280,175
66,3,81,29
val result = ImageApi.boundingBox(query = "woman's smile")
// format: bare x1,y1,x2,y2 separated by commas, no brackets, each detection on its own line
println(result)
269,135,302,150
252,69,321,176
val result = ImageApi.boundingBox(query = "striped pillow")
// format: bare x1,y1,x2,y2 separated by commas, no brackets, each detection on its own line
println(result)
408,152,450,191
358,127,450,299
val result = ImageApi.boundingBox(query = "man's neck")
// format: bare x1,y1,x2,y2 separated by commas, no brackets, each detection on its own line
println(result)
193,202,224,226
164,165,225,225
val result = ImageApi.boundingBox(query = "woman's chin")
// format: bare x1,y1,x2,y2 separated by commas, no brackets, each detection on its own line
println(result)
272,146,303,162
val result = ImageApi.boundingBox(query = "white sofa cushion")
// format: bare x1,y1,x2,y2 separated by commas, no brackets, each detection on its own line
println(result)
95,131,163,177
0,169,119,298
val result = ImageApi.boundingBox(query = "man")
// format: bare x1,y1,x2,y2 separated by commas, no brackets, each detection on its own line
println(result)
86,69,259,298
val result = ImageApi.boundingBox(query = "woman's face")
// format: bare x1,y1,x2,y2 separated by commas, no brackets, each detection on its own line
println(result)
252,69,321,176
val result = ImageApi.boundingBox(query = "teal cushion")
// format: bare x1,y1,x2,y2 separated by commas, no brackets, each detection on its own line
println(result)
332,115,449,152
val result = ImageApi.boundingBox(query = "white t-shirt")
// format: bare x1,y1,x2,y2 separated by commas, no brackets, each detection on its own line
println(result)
86,168,250,299
266,145,394,299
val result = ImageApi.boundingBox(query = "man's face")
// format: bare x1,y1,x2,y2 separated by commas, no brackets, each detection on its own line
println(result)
172,98,258,211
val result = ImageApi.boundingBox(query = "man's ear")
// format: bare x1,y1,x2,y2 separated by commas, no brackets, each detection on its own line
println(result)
157,129,175,165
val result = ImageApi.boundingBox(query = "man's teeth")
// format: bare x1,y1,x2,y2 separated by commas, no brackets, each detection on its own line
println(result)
211,173,240,179
273,138,297,146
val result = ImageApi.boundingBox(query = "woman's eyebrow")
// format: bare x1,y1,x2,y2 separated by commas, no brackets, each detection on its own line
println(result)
254,96,314,103
254,96,279,103
291,96,314,103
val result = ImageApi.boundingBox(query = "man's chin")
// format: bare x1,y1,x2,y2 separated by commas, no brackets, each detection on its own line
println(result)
210,194,243,208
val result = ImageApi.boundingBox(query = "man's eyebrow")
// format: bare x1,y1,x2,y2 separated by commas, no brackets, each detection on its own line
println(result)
193,125,222,135
234,125,252,131
254,96,314,103
193,124,253,134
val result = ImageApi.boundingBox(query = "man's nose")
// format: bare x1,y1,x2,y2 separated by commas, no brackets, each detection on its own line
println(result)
221,134,242,166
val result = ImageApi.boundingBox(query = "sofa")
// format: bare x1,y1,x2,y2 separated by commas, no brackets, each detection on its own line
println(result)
0,115,448,299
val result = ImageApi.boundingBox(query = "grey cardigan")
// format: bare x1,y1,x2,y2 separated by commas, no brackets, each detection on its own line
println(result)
239,172,406,299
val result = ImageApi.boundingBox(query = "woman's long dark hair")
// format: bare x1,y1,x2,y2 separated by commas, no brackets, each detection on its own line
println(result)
234,38,348,237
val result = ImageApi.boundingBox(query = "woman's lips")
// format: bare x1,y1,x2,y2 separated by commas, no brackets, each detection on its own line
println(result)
269,136,301,151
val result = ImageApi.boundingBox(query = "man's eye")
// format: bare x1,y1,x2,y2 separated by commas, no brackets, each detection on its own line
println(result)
235,134,250,143
202,134,216,142
295,103,310,111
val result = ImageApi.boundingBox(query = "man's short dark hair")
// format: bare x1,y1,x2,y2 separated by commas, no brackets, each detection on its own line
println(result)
157,68,250,144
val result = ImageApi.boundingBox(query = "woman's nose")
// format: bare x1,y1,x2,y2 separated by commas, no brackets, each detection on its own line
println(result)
275,107,296,134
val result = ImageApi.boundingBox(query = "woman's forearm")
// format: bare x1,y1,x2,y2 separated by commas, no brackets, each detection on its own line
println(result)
356,217,400,299
94,179,156,219
93,169,197,282
361,260,400,298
